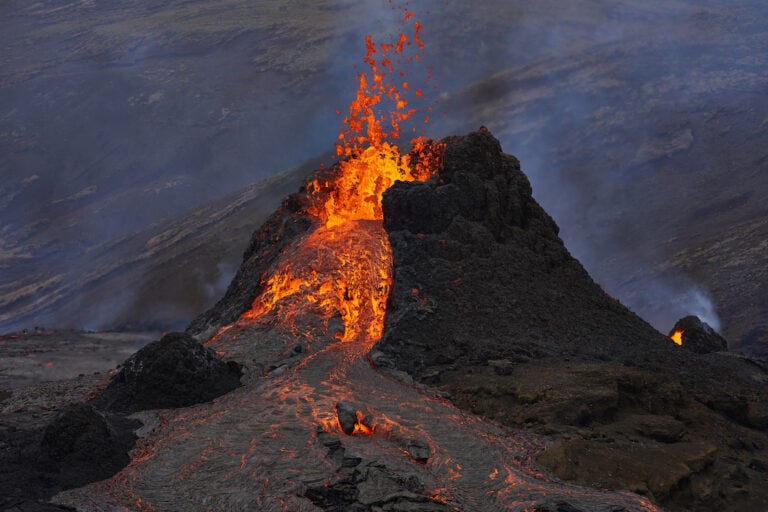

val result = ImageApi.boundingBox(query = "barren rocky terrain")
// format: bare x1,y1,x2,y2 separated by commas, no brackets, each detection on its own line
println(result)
0,329,155,389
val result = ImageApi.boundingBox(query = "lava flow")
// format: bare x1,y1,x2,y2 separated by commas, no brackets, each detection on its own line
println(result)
53,8,660,512
670,329,684,345
235,10,440,346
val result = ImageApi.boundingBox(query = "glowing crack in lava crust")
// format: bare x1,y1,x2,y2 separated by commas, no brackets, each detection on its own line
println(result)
53,8,660,512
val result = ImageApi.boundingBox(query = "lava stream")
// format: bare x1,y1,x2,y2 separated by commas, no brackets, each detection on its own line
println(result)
54,324,659,511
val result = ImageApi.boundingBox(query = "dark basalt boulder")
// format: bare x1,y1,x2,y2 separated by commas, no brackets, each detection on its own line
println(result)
336,401,359,436
0,404,139,509
38,403,139,489
669,315,728,354
99,332,243,413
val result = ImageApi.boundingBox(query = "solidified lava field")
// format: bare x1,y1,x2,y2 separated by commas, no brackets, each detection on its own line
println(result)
52,323,657,512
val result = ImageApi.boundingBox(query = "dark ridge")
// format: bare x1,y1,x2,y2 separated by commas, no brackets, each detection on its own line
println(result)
97,332,243,413
375,128,768,512
377,127,674,374
186,183,317,339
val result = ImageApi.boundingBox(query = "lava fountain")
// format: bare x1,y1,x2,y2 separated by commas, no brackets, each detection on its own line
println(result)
53,8,659,512
231,8,440,347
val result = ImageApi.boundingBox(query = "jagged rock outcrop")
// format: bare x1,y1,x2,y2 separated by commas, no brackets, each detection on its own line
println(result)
376,128,768,512
307,429,452,512
99,332,243,413
377,127,674,374
670,315,728,354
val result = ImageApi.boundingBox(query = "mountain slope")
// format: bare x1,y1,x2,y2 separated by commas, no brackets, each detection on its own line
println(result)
0,163,311,332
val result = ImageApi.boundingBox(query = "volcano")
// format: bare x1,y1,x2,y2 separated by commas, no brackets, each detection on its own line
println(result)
44,128,661,512
10,127,754,512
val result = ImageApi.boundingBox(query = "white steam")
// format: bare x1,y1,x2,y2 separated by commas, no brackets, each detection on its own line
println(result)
606,276,723,335
682,287,721,332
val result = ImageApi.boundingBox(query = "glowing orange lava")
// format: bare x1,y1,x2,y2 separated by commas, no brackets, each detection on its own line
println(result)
670,329,684,345
352,410,373,436
236,9,443,344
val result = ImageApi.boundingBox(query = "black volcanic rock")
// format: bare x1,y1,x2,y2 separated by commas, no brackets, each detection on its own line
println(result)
336,401,358,436
39,403,139,489
377,127,673,375
308,430,451,512
1,333,244,507
0,403,138,509
669,315,728,354
405,439,431,463
99,332,243,413
376,128,768,512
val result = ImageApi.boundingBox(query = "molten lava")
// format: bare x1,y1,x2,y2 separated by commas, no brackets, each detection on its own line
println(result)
235,12,442,345
352,410,373,436
671,329,684,345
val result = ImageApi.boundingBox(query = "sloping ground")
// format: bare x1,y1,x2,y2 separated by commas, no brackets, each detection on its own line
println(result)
52,325,660,512
377,130,768,512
